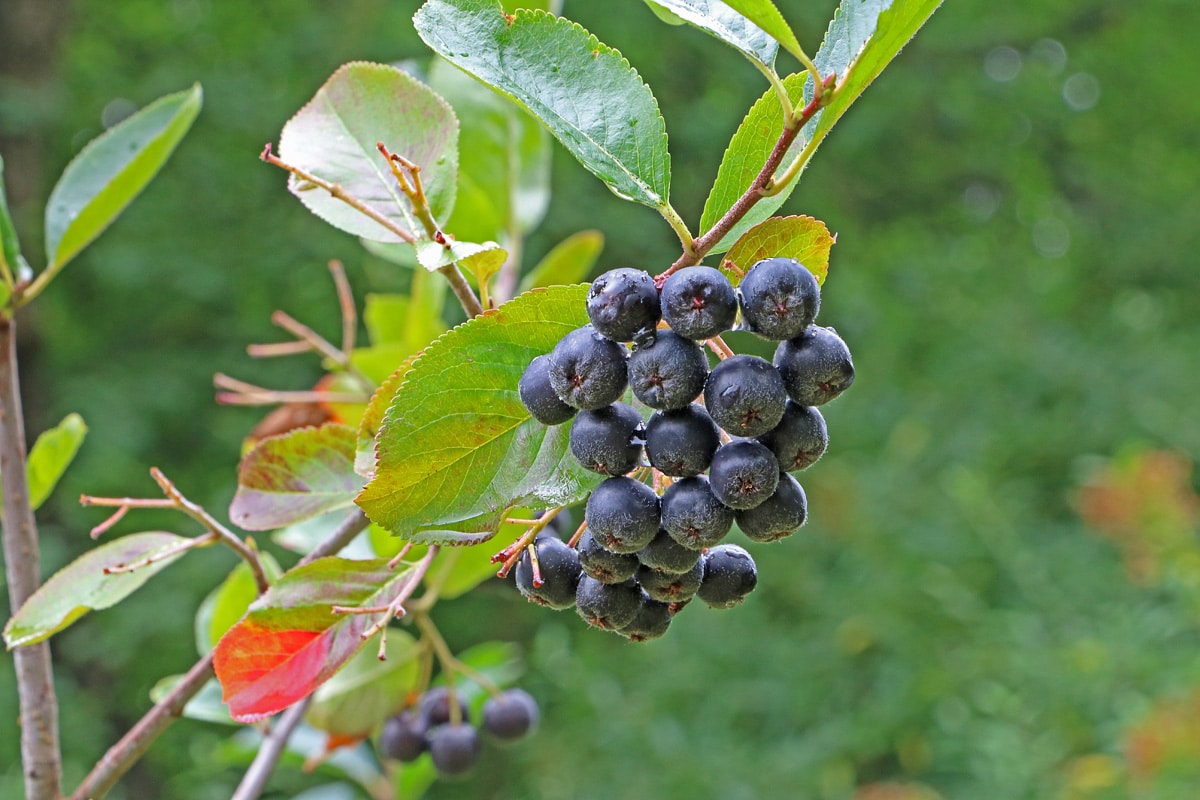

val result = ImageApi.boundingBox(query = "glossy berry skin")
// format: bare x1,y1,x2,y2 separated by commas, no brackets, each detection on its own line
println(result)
619,595,673,642
587,268,661,342
518,354,576,426
482,689,540,743
704,354,787,437
738,257,821,341
660,266,738,340
575,576,641,630
638,559,703,603
757,401,828,472
628,329,709,410
708,440,780,510
428,722,482,779
569,402,644,476
736,472,808,543
637,528,702,574
515,536,581,610
697,544,758,609
644,404,721,477
773,326,855,406
379,709,427,763
660,475,734,550
547,326,629,411
585,477,660,554
577,530,641,584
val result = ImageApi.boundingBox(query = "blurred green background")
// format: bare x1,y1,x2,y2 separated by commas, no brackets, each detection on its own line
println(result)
3,0,1200,798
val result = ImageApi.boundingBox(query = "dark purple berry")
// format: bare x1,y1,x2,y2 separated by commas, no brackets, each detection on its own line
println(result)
736,472,808,543
515,536,581,610
585,477,660,554
703,354,787,437
547,325,628,410
587,268,661,341
738,257,821,340
636,528,702,574
638,559,703,603
419,686,468,727
481,688,540,743
427,722,482,778
644,404,721,477
697,544,758,609
773,325,855,406
569,402,644,476
577,530,641,583
660,475,734,550
708,440,780,510
619,595,674,642
379,709,427,762
575,576,641,630
660,266,738,340
628,330,709,410
756,401,828,472
519,354,577,426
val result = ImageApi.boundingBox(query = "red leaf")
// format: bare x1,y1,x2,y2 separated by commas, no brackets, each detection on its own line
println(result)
212,556,417,722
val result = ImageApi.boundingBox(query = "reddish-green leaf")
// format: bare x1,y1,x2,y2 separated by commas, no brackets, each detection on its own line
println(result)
194,554,284,655
305,632,420,737
4,532,192,648
213,556,418,722
356,285,602,544
278,62,458,242
230,424,364,531
722,215,833,286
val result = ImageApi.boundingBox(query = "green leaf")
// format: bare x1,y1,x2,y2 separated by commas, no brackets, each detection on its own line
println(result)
272,513,379,560
642,1,779,72
150,677,236,726
430,57,551,243
305,632,420,737
0,155,19,305
278,62,458,242
357,357,419,479
519,229,604,292
722,215,833,286
43,84,202,274
414,238,507,284
195,554,284,655
415,0,671,209
3,532,192,648
700,0,942,251
24,412,87,511
357,285,601,543
230,424,364,531
720,0,804,63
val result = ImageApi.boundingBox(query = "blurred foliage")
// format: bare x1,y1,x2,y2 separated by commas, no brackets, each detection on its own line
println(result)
1,0,1199,798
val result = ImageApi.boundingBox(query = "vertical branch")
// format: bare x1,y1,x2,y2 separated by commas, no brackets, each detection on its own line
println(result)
0,317,62,800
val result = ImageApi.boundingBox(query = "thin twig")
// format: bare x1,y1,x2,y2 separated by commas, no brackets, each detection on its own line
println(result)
327,259,357,358
271,310,351,370
0,317,62,800
230,697,313,800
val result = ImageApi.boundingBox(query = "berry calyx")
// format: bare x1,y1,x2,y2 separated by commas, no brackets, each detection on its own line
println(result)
738,257,821,340
628,329,709,410
708,439,780,510
703,354,787,437
660,266,738,340
547,325,629,411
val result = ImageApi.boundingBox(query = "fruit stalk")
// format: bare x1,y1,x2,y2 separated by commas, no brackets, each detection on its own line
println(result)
0,316,62,800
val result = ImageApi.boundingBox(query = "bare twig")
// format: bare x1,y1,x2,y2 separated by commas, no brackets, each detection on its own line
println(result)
0,317,62,800
327,259,357,358
230,697,313,800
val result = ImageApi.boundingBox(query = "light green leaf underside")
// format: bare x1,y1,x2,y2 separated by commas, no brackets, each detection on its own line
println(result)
415,0,671,208
278,62,458,242
4,532,191,648
21,412,87,511
642,0,778,72
44,84,202,272
357,284,601,543
700,0,942,252
720,0,803,63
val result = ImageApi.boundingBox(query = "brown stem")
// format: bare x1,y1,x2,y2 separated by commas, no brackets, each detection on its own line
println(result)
69,507,371,799
327,259,357,358
0,317,61,799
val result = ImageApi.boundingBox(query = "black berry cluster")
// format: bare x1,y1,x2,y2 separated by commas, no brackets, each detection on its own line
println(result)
378,686,539,779
515,258,853,640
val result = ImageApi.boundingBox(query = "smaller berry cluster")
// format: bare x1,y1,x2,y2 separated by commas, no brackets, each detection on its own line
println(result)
515,258,854,640
379,686,539,779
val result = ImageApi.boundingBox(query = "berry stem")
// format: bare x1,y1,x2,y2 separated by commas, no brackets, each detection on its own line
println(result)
492,507,564,576
566,519,588,549
414,612,503,697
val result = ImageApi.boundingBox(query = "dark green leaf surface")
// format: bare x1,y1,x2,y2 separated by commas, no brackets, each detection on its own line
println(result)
278,62,458,242
642,0,778,72
44,84,201,272
230,424,364,531
4,532,192,647
701,0,942,251
415,0,671,208
357,285,601,543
